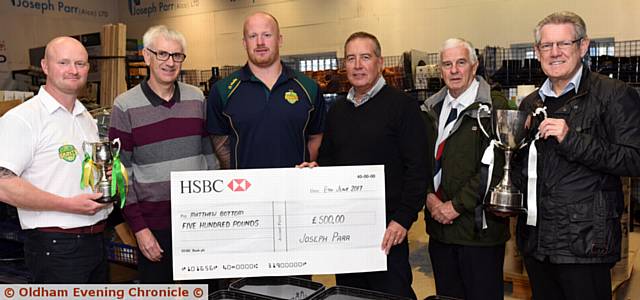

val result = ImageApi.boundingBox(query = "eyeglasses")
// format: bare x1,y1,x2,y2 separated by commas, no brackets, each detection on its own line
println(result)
441,59,469,70
146,48,186,62
537,38,582,52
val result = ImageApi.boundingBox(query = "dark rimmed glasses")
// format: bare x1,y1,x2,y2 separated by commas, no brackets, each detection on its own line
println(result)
146,48,186,62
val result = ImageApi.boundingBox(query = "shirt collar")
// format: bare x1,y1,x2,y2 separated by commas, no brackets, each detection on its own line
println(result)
445,78,479,111
347,76,386,107
239,62,294,82
38,86,86,116
538,65,583,100
141,78,181,107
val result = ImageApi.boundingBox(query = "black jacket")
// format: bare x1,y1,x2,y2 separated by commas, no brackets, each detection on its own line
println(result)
318,85,428,230
515,67,640,264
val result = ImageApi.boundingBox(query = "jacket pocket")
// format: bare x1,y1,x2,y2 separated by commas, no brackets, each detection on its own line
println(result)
567,191,620,257
570,106,603,138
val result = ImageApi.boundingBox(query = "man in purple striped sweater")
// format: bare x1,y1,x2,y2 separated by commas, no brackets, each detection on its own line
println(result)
109,25,216,283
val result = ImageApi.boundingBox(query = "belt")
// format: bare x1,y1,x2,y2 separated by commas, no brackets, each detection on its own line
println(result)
37,220,106,234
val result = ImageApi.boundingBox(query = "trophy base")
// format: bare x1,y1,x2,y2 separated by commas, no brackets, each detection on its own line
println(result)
95,184,117,203
94,196,117,204
485,203,527,216
485,188,527,216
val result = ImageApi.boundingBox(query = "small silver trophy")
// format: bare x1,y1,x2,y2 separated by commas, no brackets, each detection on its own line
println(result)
477,107,546,215
82,138,121,203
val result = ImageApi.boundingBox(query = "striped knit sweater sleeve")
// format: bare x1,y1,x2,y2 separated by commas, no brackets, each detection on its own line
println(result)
109,83,212,233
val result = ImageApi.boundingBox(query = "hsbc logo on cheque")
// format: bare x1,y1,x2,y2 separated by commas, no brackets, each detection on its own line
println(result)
227,179,251,192
180,178,252,194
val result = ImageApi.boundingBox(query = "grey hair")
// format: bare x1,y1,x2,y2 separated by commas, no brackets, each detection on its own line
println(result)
440,38,477,65
534,11,587,44
142,25,187,52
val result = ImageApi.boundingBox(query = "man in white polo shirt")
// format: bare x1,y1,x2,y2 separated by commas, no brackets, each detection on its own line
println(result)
0,36,111,283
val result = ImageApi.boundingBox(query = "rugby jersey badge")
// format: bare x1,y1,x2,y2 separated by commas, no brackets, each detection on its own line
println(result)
284,90,299,104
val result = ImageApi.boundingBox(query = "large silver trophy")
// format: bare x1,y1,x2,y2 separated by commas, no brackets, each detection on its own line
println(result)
82,138,121,203
477,107,546,215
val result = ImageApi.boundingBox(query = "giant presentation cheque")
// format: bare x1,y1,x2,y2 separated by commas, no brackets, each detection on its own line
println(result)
170,165,387,280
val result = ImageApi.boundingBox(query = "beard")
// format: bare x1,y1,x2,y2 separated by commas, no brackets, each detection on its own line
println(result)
247,48,279,68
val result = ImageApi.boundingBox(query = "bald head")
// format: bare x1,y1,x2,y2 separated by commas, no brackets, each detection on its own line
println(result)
44,36,88,61
243,11,280,38
41,36,90,98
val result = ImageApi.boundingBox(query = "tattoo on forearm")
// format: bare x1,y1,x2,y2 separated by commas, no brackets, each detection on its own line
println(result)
0,167,17,179
210,136,231,169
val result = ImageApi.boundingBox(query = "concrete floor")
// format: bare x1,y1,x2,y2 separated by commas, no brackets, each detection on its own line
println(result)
314,212,640,300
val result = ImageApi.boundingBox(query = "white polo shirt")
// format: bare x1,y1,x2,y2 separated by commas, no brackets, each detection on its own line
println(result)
0,87,112,229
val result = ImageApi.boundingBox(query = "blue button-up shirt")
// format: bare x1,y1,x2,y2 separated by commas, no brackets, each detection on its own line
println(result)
538,66,583,101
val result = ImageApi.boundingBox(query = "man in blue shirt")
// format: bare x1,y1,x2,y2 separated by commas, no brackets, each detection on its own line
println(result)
206,11,324,169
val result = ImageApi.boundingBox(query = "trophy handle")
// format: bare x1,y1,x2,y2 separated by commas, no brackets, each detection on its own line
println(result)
532,106,548,140
82,141,91,155
520,106,549,148
533,106,548,119
112,138,121,155
476,104,492,139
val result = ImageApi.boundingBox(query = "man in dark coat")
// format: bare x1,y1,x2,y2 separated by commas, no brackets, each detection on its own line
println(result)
515,11,640,300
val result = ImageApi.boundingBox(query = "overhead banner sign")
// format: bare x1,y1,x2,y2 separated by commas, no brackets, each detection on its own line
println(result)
170,165,387,280
122,0,206,18
120,0,285,19
5,0,114,19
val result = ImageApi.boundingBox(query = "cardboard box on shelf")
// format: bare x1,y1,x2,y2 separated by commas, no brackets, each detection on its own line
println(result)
0,99,23,117
114,222,137,247
129,67,147,76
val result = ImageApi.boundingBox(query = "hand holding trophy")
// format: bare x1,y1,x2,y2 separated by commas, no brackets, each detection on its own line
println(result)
81,138,128,208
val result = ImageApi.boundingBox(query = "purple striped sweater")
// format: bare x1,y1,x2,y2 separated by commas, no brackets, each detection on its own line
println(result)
109,80,216,233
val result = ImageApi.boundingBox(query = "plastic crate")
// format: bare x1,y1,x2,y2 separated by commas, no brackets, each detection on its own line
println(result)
310,286,411,300
209,289,274,300
230,277,325,300
424,296,462,300
108,242,138,265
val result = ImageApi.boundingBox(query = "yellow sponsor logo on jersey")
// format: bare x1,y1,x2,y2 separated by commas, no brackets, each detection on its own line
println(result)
284,90,299,104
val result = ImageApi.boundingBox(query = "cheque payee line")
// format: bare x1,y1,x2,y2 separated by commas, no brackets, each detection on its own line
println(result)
177,201,380,252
